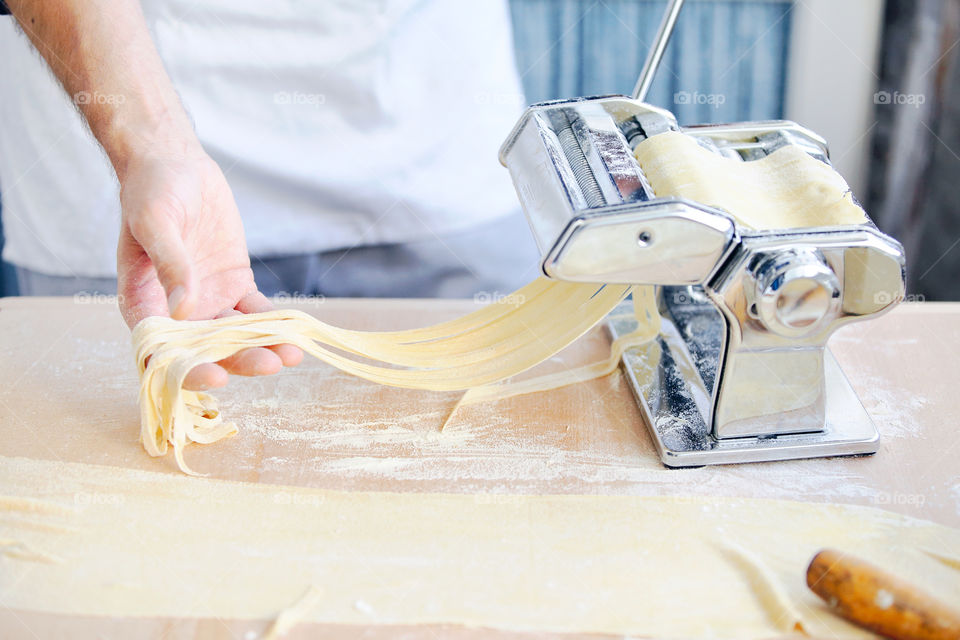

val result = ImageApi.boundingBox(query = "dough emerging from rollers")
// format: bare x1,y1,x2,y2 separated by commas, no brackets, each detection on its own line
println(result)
633,130,867,228
133,130,867,473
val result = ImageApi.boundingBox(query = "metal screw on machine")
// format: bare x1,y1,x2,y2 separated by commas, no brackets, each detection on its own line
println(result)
749,249,840,338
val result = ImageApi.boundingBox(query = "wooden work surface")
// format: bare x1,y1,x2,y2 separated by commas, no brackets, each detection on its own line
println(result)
0,296,958,638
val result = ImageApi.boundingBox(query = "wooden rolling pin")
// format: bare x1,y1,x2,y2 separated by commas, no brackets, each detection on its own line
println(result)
806,548,960,640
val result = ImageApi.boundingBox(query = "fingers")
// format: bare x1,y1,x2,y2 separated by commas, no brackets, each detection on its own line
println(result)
235,290,305,366
182,290,307,389
272,343,304,367
127,208,197,321
183,363,230,391
211,307,284,377
234,290,273,315
117,225,172,328
183,348,285,390
152,231,195,320
217,347,284,377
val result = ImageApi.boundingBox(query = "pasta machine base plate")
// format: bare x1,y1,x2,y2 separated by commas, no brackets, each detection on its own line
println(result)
607,307,879,467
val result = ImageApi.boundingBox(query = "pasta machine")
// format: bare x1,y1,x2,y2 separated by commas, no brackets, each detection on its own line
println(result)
499,96,905,467
497,0,904,466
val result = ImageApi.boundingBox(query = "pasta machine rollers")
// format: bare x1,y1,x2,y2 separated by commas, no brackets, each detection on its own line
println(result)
498,96,906,466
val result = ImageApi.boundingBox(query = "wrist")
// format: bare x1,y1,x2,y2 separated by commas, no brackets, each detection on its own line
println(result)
103,103,203,184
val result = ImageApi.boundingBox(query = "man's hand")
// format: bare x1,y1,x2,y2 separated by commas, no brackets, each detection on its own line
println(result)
7,0,302,390
117,144,303,390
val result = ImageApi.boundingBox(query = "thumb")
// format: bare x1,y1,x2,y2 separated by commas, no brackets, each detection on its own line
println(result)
132,213,197,320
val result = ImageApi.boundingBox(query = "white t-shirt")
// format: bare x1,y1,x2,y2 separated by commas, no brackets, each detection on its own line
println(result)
0,0,526,277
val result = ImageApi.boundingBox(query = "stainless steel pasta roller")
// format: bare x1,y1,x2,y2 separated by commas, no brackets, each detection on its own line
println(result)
497,0,905,466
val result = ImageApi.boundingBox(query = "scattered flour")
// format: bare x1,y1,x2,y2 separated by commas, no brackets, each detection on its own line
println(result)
854,374,928,439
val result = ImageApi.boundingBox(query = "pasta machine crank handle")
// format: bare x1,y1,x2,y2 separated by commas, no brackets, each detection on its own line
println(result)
633,0,686,102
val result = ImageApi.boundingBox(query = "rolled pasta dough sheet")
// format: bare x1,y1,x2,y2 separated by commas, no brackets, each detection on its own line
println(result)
633,130,868,229
1,455,957,638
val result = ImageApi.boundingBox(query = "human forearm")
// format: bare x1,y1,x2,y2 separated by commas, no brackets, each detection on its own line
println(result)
7,0,303,384
6,0,198,181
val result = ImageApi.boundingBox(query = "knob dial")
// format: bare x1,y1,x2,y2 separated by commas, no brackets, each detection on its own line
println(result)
752,249,840,338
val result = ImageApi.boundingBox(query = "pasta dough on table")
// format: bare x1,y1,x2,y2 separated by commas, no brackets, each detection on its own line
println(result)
1,455,958,638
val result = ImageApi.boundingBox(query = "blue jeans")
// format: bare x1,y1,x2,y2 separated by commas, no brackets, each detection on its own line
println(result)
13,213,540,299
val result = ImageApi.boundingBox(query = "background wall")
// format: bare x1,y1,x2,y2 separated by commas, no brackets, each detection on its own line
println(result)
784,0,883,197
866,0,960,302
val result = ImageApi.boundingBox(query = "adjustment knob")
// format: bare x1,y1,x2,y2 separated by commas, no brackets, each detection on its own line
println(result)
752,249,840,337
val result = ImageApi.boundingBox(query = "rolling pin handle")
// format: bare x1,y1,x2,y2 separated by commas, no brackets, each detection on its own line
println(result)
806,548,960,640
